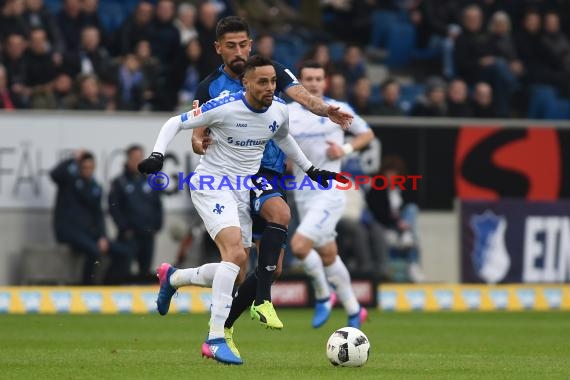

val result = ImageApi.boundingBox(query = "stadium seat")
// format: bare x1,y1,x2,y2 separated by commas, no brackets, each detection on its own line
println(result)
527,85,558,119
545,98,570,119
369,10,403,50
385,22,416,68
328,41,346,62
399,83,426,114
99,3,127,33
43,0,61,14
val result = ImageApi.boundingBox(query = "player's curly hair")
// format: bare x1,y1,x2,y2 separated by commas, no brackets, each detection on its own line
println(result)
216,16,250,40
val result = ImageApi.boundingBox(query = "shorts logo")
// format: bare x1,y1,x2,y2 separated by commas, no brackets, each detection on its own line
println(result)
254,198,261,212
213,203,225,214
269,121,279,133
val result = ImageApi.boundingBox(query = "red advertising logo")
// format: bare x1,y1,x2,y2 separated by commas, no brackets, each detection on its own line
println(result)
456,127,560,200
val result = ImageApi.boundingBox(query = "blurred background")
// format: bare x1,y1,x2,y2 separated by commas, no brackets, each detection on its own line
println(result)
1,0,569,290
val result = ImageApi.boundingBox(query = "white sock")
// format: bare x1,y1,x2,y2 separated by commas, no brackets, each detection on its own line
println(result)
325,256,360,316
169,263,219,288
301,249,330,300
208,261,240,340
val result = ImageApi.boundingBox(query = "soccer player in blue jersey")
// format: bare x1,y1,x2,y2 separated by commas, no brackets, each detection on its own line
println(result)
154,16,353,357
139,55,346,364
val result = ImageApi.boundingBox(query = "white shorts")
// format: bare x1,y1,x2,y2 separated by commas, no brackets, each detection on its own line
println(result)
190,187,253,248
295,191,346,248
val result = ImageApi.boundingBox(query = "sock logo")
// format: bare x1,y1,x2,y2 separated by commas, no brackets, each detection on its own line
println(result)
265,265,277,272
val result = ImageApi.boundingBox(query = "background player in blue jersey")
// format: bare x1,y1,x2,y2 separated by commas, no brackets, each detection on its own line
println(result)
188,16,353,342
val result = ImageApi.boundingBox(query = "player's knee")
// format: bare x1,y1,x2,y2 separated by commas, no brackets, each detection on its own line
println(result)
320,250,336,266
223,245,247,267
263,203,291,225
290,235,310,258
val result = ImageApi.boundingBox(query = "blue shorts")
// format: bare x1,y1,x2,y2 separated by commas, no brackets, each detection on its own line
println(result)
250,169,287,241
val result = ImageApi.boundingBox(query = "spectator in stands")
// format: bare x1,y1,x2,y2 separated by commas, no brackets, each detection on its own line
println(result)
471,82,496,118
149,0,180,111
117,1,154,55
336,43,366,91
196,1,221,75
23,0,65,55
0,0,29,40
326,71,347,101
377,78,404,116
173,38,204,109
541,11,570,74
454,4,519,117
365,155,425,283
150,0,179,67
134,39,159,100
446,78,472,117
349,76,378,115
408,0,462,49
174,2,197,46
253,32,274,60
411,76,447,116
320,0,375,45
115,54,147,110
2,33,29,108
302,42,336,76
488,11,524,79
109,145,163,282
25,28,58,108
62,26,110,80
56,0,86,51
407,0,461,77
0,64,16,110
51,151,132,285
51,72,74,109
80,0,103,36
72,74,106,110
515,9,570,98
234,0,301,34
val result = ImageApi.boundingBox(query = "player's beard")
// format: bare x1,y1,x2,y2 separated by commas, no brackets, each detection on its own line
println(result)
229,59,246,75
261,95,273,107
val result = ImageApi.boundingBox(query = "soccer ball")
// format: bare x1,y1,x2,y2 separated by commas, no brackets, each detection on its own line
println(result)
326,327,370,367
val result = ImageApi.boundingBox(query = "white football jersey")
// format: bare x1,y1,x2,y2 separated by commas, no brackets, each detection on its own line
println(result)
288,97,370,188
152,91,312,182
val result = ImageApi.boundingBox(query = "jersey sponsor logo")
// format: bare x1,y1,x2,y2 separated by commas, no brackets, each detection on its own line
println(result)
235,122,248,128
226,136,265,146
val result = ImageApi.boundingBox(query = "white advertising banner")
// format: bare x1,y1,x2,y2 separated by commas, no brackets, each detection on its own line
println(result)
0,111,201,210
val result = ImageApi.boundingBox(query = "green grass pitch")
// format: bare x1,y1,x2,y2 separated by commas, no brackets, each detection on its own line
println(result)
1,310,569,379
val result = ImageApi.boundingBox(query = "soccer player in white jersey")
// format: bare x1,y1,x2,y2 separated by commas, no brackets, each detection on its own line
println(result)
137,55,347,365
288,60,375,329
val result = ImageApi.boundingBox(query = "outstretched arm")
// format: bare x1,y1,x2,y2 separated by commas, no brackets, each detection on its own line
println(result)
272,118,349,187
139,107,213,174
285,84,353,129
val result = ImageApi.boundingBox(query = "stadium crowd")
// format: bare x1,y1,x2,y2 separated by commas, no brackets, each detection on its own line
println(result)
1,0,569,117
6,0,570,285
